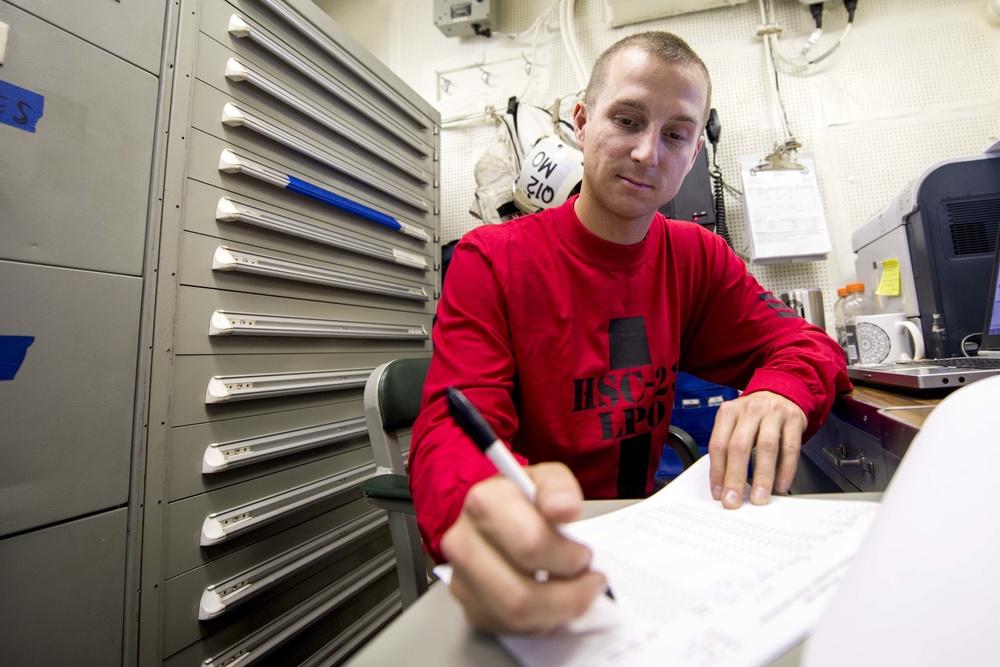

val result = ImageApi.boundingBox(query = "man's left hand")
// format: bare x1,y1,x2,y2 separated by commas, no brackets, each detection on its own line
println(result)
706,391,807,509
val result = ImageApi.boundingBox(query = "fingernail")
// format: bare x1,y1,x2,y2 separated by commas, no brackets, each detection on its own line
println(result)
775,479,790,494
724,489,740,506
712,485,722,500
752,486,768,503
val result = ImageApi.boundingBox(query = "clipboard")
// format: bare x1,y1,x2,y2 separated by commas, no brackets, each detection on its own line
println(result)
739,148,831,264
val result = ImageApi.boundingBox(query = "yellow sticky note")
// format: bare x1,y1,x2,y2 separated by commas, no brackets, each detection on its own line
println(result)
875,259,901,296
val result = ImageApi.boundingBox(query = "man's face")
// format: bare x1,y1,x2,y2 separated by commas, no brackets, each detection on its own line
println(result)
573,47,708,234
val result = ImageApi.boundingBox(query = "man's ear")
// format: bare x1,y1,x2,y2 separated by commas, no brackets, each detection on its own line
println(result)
572,101,588,146
685,135,705,174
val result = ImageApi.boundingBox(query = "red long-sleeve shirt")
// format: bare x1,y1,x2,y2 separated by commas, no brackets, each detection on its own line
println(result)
410,197,850,561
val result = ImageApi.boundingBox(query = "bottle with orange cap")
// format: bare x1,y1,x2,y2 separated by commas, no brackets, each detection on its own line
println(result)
833,286,849,360
843,282,875,365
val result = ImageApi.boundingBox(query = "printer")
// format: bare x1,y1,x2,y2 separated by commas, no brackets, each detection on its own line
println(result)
852,152,1000,359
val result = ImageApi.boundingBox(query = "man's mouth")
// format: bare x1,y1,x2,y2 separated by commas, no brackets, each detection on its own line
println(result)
619,175,652,189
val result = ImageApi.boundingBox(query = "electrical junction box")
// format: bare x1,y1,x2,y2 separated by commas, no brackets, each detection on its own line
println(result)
603,0,749,27
435,0,495,38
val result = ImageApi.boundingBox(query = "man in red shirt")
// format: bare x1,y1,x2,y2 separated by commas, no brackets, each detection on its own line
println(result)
409,31,850,633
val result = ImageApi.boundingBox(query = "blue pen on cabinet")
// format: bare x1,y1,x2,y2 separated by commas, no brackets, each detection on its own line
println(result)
445,386,614,600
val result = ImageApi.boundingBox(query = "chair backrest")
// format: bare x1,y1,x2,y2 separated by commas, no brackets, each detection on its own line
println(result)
364,357,431,475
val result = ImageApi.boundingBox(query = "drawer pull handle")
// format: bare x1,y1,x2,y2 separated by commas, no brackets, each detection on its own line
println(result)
822,444,876,475
223,59,431,185
218,149,430,243
202,417,368,473
209,310,428,341
200,463,374,545
204,367,373,404
202,549,397,666
200,510,387,619
216,197,429,270
211,244,430,301
227,14,429,155
221,102,430,213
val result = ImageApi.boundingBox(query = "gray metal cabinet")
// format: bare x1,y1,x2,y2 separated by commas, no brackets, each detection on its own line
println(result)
138,0,439,664
0,0,165,663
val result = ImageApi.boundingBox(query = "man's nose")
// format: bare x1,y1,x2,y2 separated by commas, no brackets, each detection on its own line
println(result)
631,129,660,167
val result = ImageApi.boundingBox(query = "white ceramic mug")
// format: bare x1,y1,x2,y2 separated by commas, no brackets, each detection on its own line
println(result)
854,313,925,365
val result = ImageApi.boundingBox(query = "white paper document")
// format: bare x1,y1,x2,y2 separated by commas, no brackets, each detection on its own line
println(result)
739,155,831,264
500,457,880,667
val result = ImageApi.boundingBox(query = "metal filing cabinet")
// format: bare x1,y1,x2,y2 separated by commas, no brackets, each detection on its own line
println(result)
138,0,439,665
0,0,165,663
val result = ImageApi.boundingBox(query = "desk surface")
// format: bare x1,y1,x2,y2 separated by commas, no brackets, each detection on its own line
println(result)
346,494,880,667
843,385,939,431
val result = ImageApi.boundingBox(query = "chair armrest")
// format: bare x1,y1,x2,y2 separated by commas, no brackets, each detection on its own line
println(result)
362,473,417,515
666,425,702,468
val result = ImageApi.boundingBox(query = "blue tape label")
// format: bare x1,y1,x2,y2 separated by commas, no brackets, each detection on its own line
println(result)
0,80,45,133
0,336,35,380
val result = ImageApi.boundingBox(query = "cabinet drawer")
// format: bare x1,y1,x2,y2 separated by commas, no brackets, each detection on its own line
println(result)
174,285,431,356
0,262,139,536
5,0,165,73
0,3,157,274
164,448,375,576
803,417,888,492
162,505,388,656
169,350,432,426
0,509,127,665
167,397,369,501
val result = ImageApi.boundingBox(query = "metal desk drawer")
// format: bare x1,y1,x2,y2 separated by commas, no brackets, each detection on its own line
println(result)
803,415,888,492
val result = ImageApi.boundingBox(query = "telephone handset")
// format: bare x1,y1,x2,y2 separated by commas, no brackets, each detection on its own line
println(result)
705,108,732,248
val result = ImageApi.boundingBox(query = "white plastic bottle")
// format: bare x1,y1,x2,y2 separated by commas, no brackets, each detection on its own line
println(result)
843,282,875,365
833,286,849,360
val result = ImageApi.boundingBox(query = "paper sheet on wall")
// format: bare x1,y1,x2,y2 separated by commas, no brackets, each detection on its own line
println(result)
739,155,831,264
492,457,880,667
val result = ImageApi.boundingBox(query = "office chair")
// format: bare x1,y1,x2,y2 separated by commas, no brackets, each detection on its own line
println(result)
360,357,703,608
361,357,432,609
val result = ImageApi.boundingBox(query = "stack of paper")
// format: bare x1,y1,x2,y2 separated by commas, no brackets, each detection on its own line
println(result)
500,457,880,667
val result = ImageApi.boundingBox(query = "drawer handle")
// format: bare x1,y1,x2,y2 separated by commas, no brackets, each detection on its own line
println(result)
248,0,431,129
822,444,876,475
221,102,430,213
211,244,430,301
204,367,373,404
200,510,387,619
200,463,374,545
218,149,430,243
209,310,428,341
202,549,397,667
227,14,429,156
216,197,429,270
202,417,368,473
223,59,431,185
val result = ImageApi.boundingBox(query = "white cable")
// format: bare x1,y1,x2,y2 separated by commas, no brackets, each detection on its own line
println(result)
565,0,589,89
559,0,588,90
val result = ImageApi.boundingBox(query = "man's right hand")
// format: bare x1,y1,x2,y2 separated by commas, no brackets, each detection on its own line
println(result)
439,462,608,634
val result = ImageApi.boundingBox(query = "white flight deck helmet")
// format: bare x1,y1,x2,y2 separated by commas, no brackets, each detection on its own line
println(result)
512,134,585,214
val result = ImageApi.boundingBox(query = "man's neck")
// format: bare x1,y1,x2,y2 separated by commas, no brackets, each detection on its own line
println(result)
573,195,654,246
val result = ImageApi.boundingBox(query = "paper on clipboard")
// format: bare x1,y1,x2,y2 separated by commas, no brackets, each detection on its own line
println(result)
739,154,831,264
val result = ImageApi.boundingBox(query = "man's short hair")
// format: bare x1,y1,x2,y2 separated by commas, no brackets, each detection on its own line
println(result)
584,31,712,120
